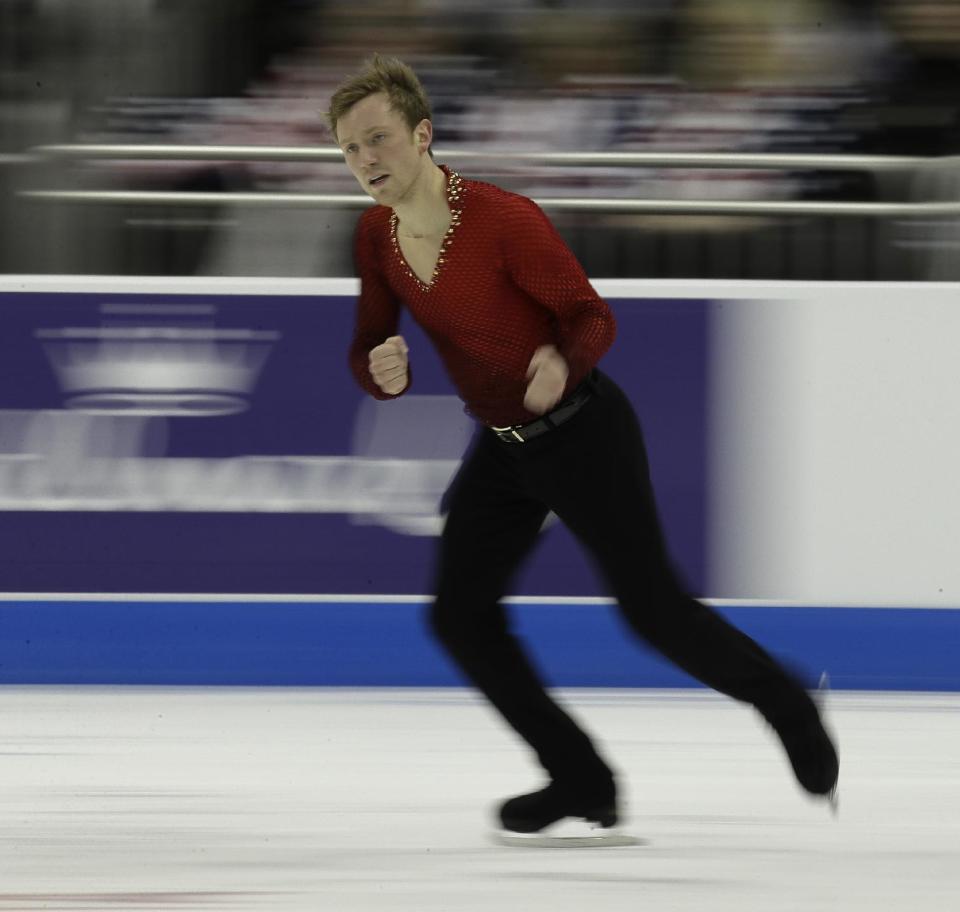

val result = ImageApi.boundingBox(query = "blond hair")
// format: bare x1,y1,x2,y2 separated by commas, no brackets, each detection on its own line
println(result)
325,54,432,146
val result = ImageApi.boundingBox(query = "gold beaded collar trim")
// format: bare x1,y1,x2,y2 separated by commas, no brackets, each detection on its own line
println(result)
389,169,464,292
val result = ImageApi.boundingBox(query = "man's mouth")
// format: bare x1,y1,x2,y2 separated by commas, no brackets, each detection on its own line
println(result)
369,174,389,188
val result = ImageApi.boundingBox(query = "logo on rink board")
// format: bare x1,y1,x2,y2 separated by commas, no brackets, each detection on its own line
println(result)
0,403,468,534
36,302,278,417
1,300,465,532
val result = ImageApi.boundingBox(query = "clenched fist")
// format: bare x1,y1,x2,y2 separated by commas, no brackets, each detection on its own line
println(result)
369,335,409,395
524,344,568,415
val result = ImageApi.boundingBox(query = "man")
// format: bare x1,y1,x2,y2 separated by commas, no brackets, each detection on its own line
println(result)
327,54,838,844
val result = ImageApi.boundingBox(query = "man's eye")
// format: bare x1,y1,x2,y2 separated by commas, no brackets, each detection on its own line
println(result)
373,133,385,143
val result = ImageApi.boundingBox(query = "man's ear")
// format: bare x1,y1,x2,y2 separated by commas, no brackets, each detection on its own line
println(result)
415,118,433,152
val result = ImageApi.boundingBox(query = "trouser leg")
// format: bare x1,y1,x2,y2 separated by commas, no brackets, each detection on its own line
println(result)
533,373,814,721
429,431,614,786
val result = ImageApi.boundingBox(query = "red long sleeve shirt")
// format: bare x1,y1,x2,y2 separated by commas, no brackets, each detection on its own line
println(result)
348,165,617,427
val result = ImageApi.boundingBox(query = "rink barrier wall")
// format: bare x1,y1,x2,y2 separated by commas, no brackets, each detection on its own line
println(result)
2,277,960,690
0,596,957,690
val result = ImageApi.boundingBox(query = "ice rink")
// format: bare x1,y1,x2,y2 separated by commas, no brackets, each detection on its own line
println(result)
1,687,957,911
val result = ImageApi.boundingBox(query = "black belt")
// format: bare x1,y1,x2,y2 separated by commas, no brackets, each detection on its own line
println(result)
491,383,593,444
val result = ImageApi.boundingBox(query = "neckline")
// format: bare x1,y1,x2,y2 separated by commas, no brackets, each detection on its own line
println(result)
389,167,464,291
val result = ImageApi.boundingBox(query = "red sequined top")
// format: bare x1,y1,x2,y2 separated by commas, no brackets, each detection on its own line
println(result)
348,165,617,427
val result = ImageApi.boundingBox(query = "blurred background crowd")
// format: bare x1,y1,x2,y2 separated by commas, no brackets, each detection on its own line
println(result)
1,0,959,280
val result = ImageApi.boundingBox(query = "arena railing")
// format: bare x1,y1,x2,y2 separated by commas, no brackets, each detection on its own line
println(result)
18,145,960,217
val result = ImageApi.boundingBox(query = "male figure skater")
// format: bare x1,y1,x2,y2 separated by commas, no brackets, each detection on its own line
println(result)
327,54,838,842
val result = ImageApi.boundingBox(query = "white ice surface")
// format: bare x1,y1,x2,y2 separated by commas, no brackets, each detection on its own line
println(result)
1,688,957,911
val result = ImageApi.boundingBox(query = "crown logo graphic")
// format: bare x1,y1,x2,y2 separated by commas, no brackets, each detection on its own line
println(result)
37,304,280,416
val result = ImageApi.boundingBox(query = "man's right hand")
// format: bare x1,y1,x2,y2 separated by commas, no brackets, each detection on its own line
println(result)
368,335,409,394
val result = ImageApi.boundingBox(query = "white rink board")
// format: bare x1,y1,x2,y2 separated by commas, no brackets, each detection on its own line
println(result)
707,281,960,606
1,687,958,912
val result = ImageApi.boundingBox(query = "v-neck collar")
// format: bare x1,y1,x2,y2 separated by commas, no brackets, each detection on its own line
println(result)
389,166,464,291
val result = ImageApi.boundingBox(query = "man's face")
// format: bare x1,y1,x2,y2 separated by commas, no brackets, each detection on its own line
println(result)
336,92,429,204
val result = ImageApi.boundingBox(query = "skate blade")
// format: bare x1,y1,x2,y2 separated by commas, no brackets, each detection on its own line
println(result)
492,821,644,848
816,671,831,705
826,786,839,816
818,671,841,818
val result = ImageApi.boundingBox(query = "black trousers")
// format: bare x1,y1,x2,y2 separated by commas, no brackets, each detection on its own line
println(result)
429,370,817,788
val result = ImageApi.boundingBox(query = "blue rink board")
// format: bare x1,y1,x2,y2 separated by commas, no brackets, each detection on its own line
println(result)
1,600,957,691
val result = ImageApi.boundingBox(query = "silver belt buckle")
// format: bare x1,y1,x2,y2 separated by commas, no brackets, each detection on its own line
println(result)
491,424,526,443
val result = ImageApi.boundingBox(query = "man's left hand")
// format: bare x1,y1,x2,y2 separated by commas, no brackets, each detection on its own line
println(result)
524,345,569,415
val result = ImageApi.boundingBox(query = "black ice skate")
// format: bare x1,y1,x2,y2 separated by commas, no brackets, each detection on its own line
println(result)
492,781,642,847
769,672,839,813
